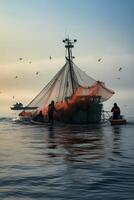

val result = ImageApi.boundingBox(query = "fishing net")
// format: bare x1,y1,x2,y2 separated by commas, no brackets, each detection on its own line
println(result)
24,60,114,117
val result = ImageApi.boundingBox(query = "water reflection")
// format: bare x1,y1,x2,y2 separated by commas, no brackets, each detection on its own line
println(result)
111,126,122,155
1,119,134,200
48,125,56,147
46,124,105,164
47,125,57,157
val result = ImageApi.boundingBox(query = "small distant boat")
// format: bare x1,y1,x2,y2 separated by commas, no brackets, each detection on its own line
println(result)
11,103,38,110
11,102,23,110
110,118,127,125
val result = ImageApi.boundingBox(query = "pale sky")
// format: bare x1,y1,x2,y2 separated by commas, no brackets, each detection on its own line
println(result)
0,0,134,117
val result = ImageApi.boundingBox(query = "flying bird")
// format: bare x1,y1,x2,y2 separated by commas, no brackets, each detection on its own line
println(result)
98,58,102,62
49,56,52,60
118,67,122,71
36,72,39,75
19,58,23,61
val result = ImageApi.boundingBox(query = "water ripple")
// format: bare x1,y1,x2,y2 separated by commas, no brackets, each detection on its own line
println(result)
0,118,134,199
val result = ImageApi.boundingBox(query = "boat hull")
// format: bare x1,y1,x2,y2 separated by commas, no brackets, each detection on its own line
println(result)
30,119,47,125
110,119,127,125
54,98,103,124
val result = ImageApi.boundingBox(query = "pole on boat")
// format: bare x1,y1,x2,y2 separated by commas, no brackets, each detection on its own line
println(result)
63,38,77,95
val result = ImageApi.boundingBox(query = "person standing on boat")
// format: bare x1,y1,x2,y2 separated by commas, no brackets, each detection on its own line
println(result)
111,103,120,119
48,100,57,124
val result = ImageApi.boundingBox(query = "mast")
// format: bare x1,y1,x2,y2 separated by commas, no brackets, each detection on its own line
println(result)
63,38,77,95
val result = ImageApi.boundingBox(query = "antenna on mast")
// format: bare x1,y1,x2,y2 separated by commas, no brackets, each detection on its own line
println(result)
62,38,77,94
63,38,77,61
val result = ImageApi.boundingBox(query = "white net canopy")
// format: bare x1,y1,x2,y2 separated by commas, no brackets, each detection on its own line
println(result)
27,60,114,110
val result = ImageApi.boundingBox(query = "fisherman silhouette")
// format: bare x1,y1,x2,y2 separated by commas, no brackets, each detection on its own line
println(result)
111,103,120,120
48,100,57,124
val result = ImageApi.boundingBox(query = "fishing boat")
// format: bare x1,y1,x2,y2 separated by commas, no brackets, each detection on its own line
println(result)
11,102,23,110
13,38,115,124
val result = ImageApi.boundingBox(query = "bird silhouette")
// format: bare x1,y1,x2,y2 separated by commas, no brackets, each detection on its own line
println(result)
36,72,39,75
19,58,23,61
49,56,52,60
118,67,122,71
98,58,102,62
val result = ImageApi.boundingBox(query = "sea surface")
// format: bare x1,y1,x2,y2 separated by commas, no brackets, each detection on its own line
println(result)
0,117,134,200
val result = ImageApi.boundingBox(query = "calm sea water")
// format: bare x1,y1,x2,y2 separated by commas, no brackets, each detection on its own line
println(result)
0,118,134,200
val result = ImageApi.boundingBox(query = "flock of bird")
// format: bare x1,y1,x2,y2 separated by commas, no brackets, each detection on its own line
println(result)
97,58,123,80
14,56,53,79
14,57,123,79
0,57,123,98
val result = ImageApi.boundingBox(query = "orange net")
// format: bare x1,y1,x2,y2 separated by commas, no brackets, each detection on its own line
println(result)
38,81,114,120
